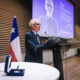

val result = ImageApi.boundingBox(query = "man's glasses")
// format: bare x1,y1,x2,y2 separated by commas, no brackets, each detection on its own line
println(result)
33,23,40,25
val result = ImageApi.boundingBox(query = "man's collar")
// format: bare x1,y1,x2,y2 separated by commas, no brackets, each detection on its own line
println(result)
32,30,37,35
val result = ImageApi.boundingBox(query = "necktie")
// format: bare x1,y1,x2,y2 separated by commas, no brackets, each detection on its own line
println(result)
36,34,40,44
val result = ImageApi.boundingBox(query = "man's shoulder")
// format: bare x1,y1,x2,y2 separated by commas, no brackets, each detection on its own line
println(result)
26,31,34,37
25,31,31,36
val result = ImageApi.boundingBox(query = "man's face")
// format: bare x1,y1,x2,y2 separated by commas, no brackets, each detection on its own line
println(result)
32,21,40,32
45,0,53,17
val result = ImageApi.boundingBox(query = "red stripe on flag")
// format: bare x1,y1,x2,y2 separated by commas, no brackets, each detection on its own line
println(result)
8,44,17,62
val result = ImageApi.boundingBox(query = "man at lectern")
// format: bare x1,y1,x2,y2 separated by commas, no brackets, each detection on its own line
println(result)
24,19,43,63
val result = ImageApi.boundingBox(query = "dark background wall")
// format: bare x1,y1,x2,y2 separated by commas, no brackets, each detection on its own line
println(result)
0,0,32,62
74,5,80,39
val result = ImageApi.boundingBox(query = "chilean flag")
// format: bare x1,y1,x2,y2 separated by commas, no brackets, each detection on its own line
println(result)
8,16,22,62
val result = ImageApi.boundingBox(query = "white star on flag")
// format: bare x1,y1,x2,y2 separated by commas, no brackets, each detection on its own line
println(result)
12,28,15,33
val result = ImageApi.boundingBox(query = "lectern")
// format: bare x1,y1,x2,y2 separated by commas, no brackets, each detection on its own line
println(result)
43,37,70,80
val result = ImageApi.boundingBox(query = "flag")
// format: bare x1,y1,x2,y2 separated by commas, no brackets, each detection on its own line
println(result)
8,16,22,62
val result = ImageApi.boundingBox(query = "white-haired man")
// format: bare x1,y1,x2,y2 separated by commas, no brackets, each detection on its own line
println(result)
24,19,43,63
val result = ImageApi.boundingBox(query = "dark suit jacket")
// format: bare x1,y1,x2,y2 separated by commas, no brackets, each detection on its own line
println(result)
24,30,43,63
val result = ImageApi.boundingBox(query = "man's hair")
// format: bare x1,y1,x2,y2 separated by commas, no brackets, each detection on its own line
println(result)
29,19,39,27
